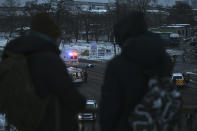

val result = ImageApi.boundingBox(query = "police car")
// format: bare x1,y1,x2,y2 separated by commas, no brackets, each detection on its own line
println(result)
61,49,79,66
78,99,98,121
67,67,84,83
171,73,185,88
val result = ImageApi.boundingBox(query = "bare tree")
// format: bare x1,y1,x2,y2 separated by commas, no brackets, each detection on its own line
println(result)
84,14,90,43
133,0,157,12
116,0,157,13
115,0,131,20
72,12,81,42
134,0,151,12
104,9,116,42
167,2,194,25
3,0,20,37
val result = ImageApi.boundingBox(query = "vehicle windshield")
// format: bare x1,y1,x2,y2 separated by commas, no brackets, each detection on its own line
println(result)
173,76,183,79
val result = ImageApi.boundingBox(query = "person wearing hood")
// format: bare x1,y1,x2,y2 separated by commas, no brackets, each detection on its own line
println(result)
2,12,86,131
100,11,173,131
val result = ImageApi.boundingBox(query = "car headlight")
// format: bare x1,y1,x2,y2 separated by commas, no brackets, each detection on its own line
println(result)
78,72,81,77
78,114,82,119
72,73,76,77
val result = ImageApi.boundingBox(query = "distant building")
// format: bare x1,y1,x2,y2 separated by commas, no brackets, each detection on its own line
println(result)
62,0,115,13
74,0,115,4
0,0,196,9
150,0,197,9
75,0,197,9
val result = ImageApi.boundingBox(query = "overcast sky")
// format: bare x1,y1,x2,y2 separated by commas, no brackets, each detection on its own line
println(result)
75,0,115,3
0,0,190,7
0,0,115,6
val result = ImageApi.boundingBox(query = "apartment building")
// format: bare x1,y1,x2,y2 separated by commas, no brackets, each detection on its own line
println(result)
150,0,197,9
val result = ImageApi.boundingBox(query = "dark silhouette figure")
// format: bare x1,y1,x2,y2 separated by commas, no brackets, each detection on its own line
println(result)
100,11,173,131
3,12,86,131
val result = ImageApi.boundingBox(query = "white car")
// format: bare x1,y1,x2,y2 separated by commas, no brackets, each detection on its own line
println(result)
78,99,98,121
171,73,185,87
86,100,98,110
78,113,96,121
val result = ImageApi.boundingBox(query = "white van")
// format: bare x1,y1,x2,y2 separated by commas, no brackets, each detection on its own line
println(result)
171,73,185,87
67,67,84,83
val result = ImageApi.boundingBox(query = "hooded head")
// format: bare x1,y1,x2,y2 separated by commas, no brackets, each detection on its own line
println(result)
114,11,147,47
30,12,61,41
122,33,174,77
114,11,173,77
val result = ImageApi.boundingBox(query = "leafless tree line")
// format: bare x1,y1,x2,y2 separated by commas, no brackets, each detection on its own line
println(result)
1,0,194,42
0,0,117,43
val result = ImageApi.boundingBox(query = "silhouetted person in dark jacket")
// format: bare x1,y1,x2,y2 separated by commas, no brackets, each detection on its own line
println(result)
100,11,173,131
3,12,86,131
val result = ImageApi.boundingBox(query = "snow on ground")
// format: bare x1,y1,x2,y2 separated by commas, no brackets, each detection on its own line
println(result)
0,39,7,47
59,41,120,61
59,41,184,62
0,39,7,53
0,37,184,61
166,49,184,56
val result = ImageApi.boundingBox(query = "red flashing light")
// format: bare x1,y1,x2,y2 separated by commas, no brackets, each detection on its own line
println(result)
73,52,78,56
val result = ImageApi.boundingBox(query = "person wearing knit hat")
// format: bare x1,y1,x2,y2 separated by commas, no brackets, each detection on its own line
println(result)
3,12,86,131
30,12,61,42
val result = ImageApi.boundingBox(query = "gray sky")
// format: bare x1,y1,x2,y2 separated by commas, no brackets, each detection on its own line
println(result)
0,0,190,7
0,0,115,6
75,0,115,3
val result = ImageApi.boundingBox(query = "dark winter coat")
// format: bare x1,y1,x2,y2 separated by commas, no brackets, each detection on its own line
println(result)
3,31,86,131
100,32,173,131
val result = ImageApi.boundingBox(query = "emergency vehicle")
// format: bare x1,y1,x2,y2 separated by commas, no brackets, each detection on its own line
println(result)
67,67,84,83
62,49,79,66
171,73,185,87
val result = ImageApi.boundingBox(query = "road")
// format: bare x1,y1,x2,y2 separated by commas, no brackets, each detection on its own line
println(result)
77,60,106,131
77,46,197,131
78,60,106,103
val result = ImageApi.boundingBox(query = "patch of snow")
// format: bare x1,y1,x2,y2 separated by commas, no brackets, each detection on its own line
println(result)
0,39,7,48
59,41,120,61
166,49,184,56
170,33,180,38
173,24,190,26
60,41,183,62
89,9,107,13
16,27,30,31
146,10,168,14
74,0,115,3
166,26,185,28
